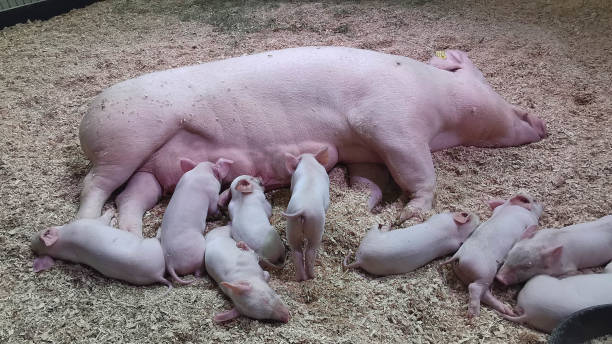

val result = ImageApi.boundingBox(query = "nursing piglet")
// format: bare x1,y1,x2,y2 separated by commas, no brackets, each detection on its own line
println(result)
497,215,612,285
204,226,290,323
443,193,542,317
160,158,232,284
227,175,285,265
501,261,612,332
31,210,171,288
343,212,480,276
284,148,330,281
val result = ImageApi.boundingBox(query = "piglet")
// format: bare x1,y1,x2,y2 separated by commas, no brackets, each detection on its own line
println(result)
31,210,171,288
501,261,612,332
443,193,543,317
343,212,480,276
204,225,290,323
497,215,612,285
283,147,330,281
160,158,232,284
226,175,285,265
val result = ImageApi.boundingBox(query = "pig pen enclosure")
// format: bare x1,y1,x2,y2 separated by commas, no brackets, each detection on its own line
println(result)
1,0,611,343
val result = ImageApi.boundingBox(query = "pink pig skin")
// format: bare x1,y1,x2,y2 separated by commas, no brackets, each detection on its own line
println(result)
227,175,285,265
343,212,480,276
204,226,290,323
501,261,612,333
284,147,330,281
77,47,547,230
31,210,171,288
160,158,232,285
443,193,543,317
497,215,612,285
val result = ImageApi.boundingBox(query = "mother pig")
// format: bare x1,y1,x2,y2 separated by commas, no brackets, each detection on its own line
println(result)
77,47,546,233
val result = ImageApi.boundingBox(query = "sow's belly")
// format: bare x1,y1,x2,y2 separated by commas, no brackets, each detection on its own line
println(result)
137,129,376,193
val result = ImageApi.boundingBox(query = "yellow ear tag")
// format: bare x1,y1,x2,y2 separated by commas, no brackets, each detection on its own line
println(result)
435,50,447,59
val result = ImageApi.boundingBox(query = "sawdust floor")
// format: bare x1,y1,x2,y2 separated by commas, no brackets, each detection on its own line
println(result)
1,0,611,343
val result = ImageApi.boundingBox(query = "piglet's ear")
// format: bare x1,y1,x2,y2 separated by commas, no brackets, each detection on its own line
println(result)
220,281,252,295
179,158,197,174
453,212,470,224
314,146,329,166
212,158,234,181
213,308,241,323
40,227,59,247
33,256,55,272
510,195,532,210
543,246,563,268
285,153,299,174
217,189,232,208
520,225,538,240
235,179,253,194
488,199,505,210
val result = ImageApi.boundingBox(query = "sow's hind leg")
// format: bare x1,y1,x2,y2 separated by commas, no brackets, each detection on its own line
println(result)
76,164,137,220
115,171,161,237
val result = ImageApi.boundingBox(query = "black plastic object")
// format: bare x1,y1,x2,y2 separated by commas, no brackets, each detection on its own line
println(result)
549,304,612,344
0,0,98,30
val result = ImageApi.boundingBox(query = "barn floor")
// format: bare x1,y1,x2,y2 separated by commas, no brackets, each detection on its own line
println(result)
1,0,611,343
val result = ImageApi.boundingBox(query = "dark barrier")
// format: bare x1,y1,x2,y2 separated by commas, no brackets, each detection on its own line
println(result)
0,0,98,29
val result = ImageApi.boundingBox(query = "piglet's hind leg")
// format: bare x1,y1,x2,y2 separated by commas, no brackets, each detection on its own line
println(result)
467,282,487,318
292,250,307,282
481,290,515,316
305,246,319,280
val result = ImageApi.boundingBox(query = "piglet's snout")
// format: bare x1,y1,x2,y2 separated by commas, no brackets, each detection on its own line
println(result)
279,308,291,323
495,272,510,286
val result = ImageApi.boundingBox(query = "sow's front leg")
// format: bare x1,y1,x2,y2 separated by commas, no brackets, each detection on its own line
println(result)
348,107,435,223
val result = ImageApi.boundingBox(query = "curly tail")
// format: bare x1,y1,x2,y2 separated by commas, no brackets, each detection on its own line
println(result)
168,266,195,285
259,257,285,270
439,253,459,267
151,277,173,300
342,253,360,270
499,312,527,324
282,210,306,224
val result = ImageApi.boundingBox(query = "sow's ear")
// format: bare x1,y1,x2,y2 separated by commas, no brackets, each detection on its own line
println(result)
510,195,532,210
179,158,198,174
285,153,299,175
488,199,505,210
33,255,55,272
212,158,234,181
453,212,470,224
220,281,252,295
314,146,329,166
40,227,60,247
235,179,253,194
